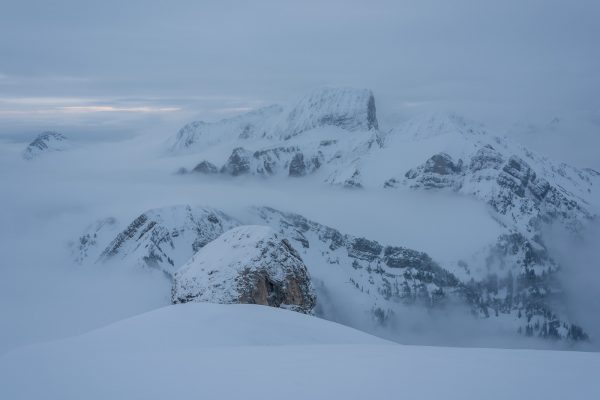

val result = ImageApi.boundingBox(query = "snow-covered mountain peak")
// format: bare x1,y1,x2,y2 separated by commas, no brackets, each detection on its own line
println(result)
168,105,283,153
74,205,239,276
278,87,378,140
172,225,316,313
168,87,379,155
22,131,71,160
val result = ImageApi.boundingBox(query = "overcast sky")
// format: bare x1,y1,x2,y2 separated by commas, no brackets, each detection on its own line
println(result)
1,0,599,147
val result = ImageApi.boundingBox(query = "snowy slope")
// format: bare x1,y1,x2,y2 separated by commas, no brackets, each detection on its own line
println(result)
275,87,378,139
377,112,598,282
382,112,598,234
171,87,383,187
1,303,598,400
172,225,316,313
377,113,598,339
22,131,72,160
74,205,239,277
250,206,593,341
167,105,283,154
168,87,378,155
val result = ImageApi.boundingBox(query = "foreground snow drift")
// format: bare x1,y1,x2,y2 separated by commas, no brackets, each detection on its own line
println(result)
1,303,598,400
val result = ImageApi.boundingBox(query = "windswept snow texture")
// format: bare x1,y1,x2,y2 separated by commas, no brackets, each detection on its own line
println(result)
168,87,378,154
0,303,598,400
172,225,316,314
22,131,71,160
88,205,239,277
169,87,383,186
168,105,283,154
277,87,378,139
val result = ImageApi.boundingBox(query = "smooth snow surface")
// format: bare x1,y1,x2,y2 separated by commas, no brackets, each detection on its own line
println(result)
1,303,598,400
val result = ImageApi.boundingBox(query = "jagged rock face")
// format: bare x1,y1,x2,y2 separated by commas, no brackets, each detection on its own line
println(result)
88,206,239,277
380,116,599,340
192,161,218,174
460,231,587,340
425,153,463,175
279,87,378,139
288,153,307,177
253,206,587,340
288,152,323,177
22,131,70,160
403,153,464,190
218,145,325,177
253,146,303,175
399,147,594,232
395,143,593,279
220,147,254,176
171,225,316,314
342,169,363,188
254,207,461,310
469,145,504,172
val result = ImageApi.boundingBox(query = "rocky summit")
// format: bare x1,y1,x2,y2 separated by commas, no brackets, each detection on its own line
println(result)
171,225,316,314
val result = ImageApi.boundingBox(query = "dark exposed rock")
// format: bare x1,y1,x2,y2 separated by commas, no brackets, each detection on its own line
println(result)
366,93,378,130
171,226,316,314
22,131,70,160
383,178,399,188
255,206,462,308
405,153,463,190
221,147,253,176
192,161,218,174
348,238,383,261
319,139,337,147
253,146,297,175
289,153,307,177
218,145,324,178
423,153,463,175
469,145,504,171
497,156,534,197
344,170,363,188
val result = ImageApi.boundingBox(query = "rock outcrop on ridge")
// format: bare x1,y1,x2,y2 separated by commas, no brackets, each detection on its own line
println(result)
171,225,316,314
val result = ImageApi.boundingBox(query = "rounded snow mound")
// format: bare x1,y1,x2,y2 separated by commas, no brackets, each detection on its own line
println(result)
172,225,316,314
